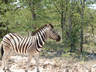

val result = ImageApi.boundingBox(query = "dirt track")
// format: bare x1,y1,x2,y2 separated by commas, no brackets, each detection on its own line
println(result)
0,56,96,72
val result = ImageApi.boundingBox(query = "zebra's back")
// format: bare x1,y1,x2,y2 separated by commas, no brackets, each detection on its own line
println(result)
3,33,23,53
2,33,38,54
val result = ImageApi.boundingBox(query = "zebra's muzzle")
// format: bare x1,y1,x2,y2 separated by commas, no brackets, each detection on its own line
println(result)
56,35,61,42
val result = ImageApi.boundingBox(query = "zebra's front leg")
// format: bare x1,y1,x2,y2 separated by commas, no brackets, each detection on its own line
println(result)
34,54,40,72
25,55,32,72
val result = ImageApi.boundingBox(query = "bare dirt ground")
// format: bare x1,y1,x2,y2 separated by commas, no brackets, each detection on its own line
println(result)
0,55,96,72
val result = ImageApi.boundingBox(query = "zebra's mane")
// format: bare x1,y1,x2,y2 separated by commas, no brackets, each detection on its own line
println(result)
32,24,54,36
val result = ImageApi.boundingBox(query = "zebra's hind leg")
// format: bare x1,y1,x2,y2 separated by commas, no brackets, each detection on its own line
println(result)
2,48,12,72
2,56,11,72
3,68,11,72
25,55,32,72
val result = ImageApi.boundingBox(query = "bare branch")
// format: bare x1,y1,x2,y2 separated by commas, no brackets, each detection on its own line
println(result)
90,24,94,37
14,6,24,12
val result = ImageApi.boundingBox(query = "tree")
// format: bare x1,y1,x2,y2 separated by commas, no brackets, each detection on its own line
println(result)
80,0,86,53
53,0,82,52
0,0,10,38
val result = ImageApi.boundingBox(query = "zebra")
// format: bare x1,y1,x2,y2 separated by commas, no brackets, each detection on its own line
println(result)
0,24,61,72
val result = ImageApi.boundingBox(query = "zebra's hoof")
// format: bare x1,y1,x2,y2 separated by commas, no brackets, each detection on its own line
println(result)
37,68,40,72
4,69,11,72
37,70,40,72
25,70,28,72
3,68,11,72
3,67,6,70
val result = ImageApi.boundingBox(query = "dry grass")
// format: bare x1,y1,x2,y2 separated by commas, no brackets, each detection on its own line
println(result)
0,55,96,72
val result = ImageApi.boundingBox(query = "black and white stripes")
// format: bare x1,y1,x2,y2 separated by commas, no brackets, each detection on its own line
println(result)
2,27,47,54
1,24,61,72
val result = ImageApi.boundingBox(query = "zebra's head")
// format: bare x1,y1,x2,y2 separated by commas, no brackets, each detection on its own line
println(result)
32,24,61,42
46,24,61,42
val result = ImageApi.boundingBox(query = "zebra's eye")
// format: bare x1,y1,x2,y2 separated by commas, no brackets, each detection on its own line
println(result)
52,30,56,34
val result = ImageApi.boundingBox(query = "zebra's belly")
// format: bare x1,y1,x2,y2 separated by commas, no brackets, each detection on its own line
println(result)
15,46,40,55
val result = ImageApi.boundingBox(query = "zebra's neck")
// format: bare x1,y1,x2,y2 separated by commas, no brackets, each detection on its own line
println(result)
36,28,47,48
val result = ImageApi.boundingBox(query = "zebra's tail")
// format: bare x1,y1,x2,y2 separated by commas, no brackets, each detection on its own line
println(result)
0,41,4,60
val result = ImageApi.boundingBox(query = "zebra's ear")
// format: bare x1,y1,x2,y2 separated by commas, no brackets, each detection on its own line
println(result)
46,24,54,28
31,31,34,36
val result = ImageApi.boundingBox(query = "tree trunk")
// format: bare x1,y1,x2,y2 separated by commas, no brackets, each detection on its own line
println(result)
60,0,66,43
2,0,8,4
80,0,85,53
31,1,36,20
61,11,65,42
28,0,36,20
80,26,83,53
68,15,74,52
28,0,37,30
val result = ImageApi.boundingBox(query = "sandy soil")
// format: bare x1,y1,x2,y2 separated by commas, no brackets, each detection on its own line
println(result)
0,55,96,72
